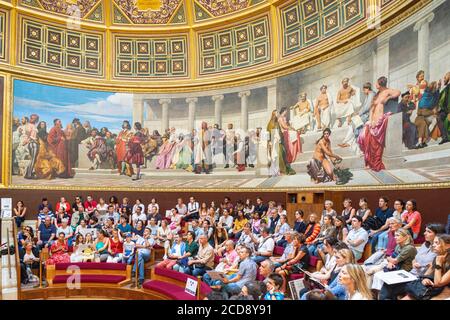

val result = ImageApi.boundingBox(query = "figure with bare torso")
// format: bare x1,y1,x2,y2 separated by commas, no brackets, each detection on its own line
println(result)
314,85,332,130
357,76,401,171
290,93,313,133
307,128,342,183
335,78,356,127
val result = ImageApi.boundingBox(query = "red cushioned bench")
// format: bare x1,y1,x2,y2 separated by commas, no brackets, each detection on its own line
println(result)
142,266,212,300
46,262,131,287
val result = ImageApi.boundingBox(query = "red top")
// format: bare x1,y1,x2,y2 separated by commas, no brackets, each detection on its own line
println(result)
110,237,123,255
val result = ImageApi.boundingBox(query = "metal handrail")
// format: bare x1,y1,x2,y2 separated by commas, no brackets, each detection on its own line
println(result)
11,220,22,296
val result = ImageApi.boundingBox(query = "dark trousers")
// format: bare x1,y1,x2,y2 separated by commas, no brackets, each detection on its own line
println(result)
379,282,408,300
437,110,449,142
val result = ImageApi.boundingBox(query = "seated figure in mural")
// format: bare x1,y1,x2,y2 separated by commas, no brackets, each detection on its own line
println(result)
357,76,401,171
307,128,342,183
399,92,418,149
408,70,428,110
290,93,313,133
224,123,236,168
334,78,357,127
415,81,440,148
171,133,193,172
233,130,246,172
338,82,375,155
47,118,73,178
116,121,133,175
155,134,175,170
313,85,333,130
34,121,65,179
82,128,108,171
142,129,162,169
124,122,146,181
105,131,116,169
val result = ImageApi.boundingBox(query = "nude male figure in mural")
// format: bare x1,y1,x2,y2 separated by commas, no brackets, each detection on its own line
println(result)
336,78,356,127
370,77,401,126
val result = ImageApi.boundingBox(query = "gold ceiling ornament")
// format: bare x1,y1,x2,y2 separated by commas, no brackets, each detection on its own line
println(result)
135,0,163,11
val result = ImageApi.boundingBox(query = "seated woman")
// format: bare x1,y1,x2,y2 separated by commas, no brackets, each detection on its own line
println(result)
107,229,123,263
169,208,182,235
410,223,445,276
70,234,85,263
56,218,73,247
376,228,418,299
333,216,348,243
18,226,35,250
401,199,422,240
275,233,309,293
264,273,285,300
214,223,229,256
54,207,70,228
230,210,248,239
132,220,145,237
251,212,262,235
376,200,406,251
273,215,292,247
82,233,95,262
94,229,110,262
307,214,336,257
156,219,173,258
300,247,356,300
293,210,307,234
202,220,215,247
156,233,186,270
75,219,89,238
270,232,294,268
339,264,373,300
312,237,338,281
20,241,40,285
402,233,450,300
46,232,71,265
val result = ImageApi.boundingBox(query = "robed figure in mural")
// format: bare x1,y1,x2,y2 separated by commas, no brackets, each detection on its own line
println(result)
23,114,40,179
116,120,133,175
124,122,146,180
194,122,212,174
279,107,301,163
47,119,73,178
357,77,401,172
34,121,65,179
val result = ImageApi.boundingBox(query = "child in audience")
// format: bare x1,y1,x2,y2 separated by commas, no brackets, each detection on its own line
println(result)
122,233,136,265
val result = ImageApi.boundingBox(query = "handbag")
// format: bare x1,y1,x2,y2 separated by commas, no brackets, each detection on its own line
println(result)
405,280,433,300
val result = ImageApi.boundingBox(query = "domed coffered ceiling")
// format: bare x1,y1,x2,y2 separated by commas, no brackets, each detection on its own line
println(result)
0,0,430,90
18,0,267,25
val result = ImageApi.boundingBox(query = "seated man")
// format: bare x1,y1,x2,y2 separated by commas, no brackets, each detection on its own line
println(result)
270,231,294,268
132,227,155,288
184,234,215,277
344,216,369,261
290,92,313,133
250,227,275,264
334,78,357,127
156,234,186,270
37,216,56,251
203,240,239,287
218,246,258,297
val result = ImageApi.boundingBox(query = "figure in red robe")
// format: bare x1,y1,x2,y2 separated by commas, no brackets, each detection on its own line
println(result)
47,118,74,178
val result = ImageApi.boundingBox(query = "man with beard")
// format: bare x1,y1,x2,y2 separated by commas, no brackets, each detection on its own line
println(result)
24,114,39,179
47,118,73,178
335,78,357,127
307,128,342,183
85,128,107,170
116,120,132,175
194,122,212,174
437,71,450,145
224,123,235,168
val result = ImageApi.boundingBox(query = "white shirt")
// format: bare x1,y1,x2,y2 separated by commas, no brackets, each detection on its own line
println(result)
219,215,234,229
349,292,368,300
132,204,145,215
347,227,369,253
132,212,147,226
257,236,275,255
187,202,199,215
148,203,159,214
176,204,187,216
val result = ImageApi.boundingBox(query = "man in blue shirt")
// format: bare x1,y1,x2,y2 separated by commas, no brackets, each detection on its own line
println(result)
117,215,132,236
37,216,56,250
369,197,394,253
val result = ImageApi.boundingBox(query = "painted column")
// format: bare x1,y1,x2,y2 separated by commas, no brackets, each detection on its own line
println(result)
414,13,434,80
132,95,144,125
267,84,277,119
212,95,224,129
186,97,198,131
159,98,171,133
374,37,390,85
238,90,251,131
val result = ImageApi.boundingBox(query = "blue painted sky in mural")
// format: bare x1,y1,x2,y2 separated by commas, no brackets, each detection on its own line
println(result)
13,80,133,133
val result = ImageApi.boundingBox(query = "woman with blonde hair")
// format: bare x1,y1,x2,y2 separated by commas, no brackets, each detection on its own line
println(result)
339,263,373,300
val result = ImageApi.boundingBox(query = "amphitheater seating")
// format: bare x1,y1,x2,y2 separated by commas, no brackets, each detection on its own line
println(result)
142,266,212,300
46,262,131,287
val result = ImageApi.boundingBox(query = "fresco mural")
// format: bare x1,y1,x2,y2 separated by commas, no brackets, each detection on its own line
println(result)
9,0,450,190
